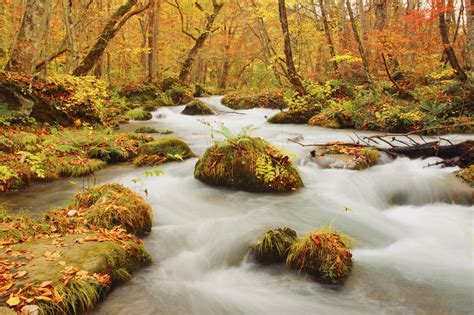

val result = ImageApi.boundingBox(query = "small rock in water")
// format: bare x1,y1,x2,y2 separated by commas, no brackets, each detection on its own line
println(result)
289,134,304,142
155,113,166,119
67,209,78,217
21,305,39,315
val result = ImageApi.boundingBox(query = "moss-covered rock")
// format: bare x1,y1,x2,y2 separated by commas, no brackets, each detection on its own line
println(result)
58,157,106,177
455,165,474,187
222,91,288,110
312,143,380,170
287,229,353,284
134,127,173,134
308,112,341,128
69,183,153,235
194,136,303,192
268,105,320,124
252,227,298,264
124,108,152,121
1,232,150,314
133,136,194,166
181,100,216,115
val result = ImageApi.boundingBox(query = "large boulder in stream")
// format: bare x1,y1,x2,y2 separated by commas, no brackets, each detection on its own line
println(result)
267,105,320,124
194,136,303,192
181,99,216,115
222,91,288,110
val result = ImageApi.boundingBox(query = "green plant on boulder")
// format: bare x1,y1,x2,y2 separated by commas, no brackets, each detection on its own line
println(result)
181,99,216,115
455,165,474,187
133,136,194,166
194,135,303,192
287,228,353,284
59,157,106,177
70,183,153,235
253,227,298,264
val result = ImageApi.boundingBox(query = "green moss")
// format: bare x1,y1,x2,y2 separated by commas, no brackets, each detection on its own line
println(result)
125,108,152,121
194,136,303,192
287,228,353,284
253,227,298,264
268,105,320,124
59,157,106,177
308,112,341,128
134,126,173,134
136,136,194,159
222,92,288,110
70,183,153,235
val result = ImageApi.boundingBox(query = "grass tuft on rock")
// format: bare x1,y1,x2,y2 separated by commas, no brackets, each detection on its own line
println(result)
59,157,107,177
134,126,173,134
69,183,152,235
133,136,194,166
287,228,353,284
253,227,298,264
194,136,303,192
125,108,152,121
455,165,474,187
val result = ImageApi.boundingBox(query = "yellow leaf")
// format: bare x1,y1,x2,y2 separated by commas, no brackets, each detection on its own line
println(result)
6,295,20,306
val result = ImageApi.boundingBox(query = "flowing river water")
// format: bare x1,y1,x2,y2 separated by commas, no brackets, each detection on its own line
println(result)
2,96,473,314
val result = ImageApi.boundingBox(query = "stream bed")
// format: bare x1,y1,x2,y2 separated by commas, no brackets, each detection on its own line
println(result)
2,96,473,314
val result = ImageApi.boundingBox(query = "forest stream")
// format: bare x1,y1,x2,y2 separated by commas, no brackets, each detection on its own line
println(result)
2,96,473,315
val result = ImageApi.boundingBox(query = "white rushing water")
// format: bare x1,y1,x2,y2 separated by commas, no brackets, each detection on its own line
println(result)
4,96,473,314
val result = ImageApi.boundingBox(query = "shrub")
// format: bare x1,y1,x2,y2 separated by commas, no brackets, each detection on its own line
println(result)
222,91,287,109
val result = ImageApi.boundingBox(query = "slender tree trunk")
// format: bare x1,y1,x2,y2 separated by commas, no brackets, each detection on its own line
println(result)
438,0,468,81
63,0,79,72
73,0,149,76
5,0,52,75
346,0,373,84
374,0,387,30
357,0,367,41
178,0,223,84
466,0,473,70
139,11,148,82
277,0,305,94
313,0,341,78
148,0,160,82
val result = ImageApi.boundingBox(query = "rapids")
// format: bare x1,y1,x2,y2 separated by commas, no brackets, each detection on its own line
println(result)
3,96,473,314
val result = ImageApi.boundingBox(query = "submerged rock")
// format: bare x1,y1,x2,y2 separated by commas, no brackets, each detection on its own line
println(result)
267,105,319,124
133,136,194,166
222,92,287,110
287,229,353,284
311,143,381,170
253,227,298,264
194,136,303,192
181,99,216,115
134,126,173,134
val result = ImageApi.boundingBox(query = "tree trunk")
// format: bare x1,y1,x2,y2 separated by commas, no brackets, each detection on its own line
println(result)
72,0,149,76
5,0,52,75
63,0,79,72
313,0,341,78
438,0,468,81
374,0,387,30
148,0,160,83
357,0,367,41
178,0,223,84
345,0,373,84
277,0,305,94
139,10,148,82
466,0,473,70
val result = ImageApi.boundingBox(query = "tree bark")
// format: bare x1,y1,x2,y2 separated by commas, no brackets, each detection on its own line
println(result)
277,0,305,94
5,0,52,75
72,0,149,76
313,0,341,78
438,0,468,81
345,0,373,84
63,0,79,72
374,0,387,30
177,0,223,84
148,0,160,83
466,0,473,70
